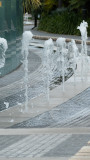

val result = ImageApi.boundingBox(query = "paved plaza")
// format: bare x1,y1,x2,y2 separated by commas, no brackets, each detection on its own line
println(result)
0,24,90,159
0,133,90,159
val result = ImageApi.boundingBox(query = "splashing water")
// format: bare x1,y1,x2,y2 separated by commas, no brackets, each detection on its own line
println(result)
77,20,88,43
56,37,67,92
25,13,28,22
77,20,88,80
22,31,33,112
10,119,14,123
68,39,79,84
4,102,9,109
0,38,8,69
43,38,54,101
43,37,79,94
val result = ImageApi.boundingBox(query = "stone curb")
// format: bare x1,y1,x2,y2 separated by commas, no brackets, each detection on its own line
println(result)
33,35,90,45
0,158,69,160
0,128,90,135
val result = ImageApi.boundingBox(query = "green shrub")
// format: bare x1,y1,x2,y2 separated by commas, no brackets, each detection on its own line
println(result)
38,11,90,36
87,18,90,36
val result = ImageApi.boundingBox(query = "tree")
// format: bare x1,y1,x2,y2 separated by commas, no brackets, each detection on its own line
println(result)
23,0,41,28
69,0,90,11
69,0,90,19
43,0,70,13
23,0,41,13
43,0,58,13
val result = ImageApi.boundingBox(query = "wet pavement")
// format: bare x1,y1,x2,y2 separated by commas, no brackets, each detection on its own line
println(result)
11,87,90,128
0,23,90,159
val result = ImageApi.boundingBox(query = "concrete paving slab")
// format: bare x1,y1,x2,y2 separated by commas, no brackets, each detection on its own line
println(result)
0,133,89,159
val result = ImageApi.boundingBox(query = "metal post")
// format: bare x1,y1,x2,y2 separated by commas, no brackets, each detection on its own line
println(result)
34,14,37,27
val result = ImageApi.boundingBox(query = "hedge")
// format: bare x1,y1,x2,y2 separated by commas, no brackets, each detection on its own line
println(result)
38,11,90,36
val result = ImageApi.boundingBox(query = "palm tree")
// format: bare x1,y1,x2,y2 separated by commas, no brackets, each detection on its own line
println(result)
23,0,41,27
23,0,41,13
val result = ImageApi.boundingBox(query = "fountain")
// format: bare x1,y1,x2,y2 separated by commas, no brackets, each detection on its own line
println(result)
17,20,89,113
4,102,9,109
43,38,54,101
24,13,32,25
0,38,8,69
56,38,67,91
0,20,89,116
42,19,89,95
77,20,88,80
25,13,29,22
22,31,33,112
67,39,79,84
43,37,79,98
0,38,9,109
56,37,79,90
20,21,88,110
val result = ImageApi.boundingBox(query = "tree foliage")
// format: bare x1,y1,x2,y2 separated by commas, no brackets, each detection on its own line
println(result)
43,0,58,13
23,0,41,13
69,0,90,11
